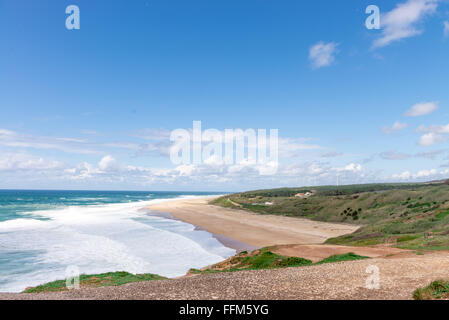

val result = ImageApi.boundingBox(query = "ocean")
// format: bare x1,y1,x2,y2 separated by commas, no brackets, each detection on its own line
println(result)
0,190,235,293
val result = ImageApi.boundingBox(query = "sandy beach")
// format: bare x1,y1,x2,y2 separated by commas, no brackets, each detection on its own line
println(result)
147,197,359,248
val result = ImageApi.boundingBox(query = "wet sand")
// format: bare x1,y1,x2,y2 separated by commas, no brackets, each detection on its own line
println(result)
147,209,259,252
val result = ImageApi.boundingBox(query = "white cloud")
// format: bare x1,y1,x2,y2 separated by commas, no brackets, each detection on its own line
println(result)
415,150,445,159
337,163,363,172
134,127,320,160
321,152,344,158
132,128,171,140
0,153,360,189
382,121,408,134
419,132,445,146
417,124,449,134
0,129,15,136
378,149,444,159
65,162,96,180
4,125,449,189
309,42,338,68
278,137,321,158
0,129,98,154
392,171,412,180
444,21,449,37
81,129,100,135
174,164,195,177
0,153,63,171
373,0,439,48
392,168,443,180
0,128,171,158
404,101,438,116
98,155,118,171
415,168,437,178
417,123,449,146
380,150,410,160
2,151,446,189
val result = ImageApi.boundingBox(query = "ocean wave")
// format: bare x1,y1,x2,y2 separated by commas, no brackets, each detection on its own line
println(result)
0,195,234,292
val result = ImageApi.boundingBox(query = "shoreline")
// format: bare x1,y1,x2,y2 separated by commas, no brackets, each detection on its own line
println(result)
147,209,259,253
146,196,360,249
0,195,359,295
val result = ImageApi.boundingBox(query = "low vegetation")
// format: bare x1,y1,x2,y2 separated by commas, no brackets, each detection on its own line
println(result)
315,252,369,264
23,271,167,293
211,181,449,250
189,247,369,274
24,250,369,293
413,280,449,300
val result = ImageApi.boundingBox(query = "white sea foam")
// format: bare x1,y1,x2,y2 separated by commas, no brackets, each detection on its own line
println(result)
0,195,234,292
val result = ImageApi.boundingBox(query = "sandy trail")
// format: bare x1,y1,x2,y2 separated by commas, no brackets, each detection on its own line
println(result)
147,197,359,247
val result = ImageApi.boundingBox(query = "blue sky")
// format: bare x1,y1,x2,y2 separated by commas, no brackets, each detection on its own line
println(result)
1,0,449,191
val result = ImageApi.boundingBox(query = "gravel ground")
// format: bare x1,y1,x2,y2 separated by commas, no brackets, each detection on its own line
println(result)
2,251,449,300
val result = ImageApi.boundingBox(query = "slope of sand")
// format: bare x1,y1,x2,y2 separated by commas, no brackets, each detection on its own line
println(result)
147,197,359,247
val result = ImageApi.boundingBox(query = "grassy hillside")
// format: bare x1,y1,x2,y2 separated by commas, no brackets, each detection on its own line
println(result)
211,181,449,250
23,271,167,293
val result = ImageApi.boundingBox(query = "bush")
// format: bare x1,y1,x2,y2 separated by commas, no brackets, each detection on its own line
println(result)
413,280,449,300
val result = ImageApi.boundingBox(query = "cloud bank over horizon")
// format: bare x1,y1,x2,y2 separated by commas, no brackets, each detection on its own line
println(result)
1,120,448,191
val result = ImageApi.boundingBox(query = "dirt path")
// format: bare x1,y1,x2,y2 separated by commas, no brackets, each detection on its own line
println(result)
148,197,359,247
2,251,449,300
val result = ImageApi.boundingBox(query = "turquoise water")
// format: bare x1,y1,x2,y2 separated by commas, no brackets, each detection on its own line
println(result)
0,190,203,222
0,190,234,292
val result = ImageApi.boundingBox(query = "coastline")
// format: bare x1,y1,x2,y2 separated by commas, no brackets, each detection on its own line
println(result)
0,194,235,294
146,196,360,249
147,208,259,253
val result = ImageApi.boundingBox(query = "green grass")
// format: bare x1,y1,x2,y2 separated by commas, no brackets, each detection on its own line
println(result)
315,252,369,264
190,248,369,274
190,248,312,274
413,280,449,300
23,271,167,293
435,210,449,221
216,183,434,198
211,181,449,250
25,251,370,293
238,249,313,269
